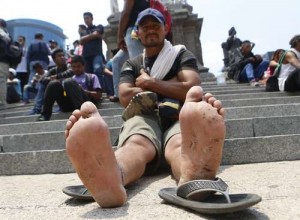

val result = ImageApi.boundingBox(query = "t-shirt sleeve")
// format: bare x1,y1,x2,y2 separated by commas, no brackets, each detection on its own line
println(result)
179,50,199,72
119,58,141,85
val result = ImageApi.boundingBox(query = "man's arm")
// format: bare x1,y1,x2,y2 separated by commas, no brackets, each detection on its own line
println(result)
119,68,200,108
286,51,300,68
117,0,135,50
80,25,103,45
86,90,102,100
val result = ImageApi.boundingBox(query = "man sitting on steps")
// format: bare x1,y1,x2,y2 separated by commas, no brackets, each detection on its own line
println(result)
65,9,226,208
37,55,102,121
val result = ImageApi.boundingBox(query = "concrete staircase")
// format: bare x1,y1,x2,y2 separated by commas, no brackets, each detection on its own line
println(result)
1,81,300,175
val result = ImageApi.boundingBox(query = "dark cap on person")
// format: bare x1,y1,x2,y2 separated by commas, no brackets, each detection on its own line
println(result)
49,40,57,44
136,8,165,26
0,18,7,28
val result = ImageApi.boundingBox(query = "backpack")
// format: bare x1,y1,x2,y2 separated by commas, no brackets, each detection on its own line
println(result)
85,73,94,91
6,41,23,67
150,0,173,41
0,34,22,67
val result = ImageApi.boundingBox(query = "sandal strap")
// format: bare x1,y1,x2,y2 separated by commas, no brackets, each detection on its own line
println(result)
177,178,231,203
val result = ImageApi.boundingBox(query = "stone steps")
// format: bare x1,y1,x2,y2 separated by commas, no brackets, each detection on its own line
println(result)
1,82,300,175
1,133,299,175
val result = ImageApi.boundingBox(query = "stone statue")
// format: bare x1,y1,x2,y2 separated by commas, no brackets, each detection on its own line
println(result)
110,0,119,14
221,27,242,68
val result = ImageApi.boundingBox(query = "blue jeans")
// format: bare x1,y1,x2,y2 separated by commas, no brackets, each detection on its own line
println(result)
84,54,104,89
112,50,129,97
30,82,46,114
23,83,38,103
240,60,269,82
125,27,144,58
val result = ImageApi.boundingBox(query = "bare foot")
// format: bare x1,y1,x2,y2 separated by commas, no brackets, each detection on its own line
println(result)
65,101,127,207
179,86,226,186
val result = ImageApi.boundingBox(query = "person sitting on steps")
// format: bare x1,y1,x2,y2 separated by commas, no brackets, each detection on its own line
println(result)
65,8,226,208
37,55,102,121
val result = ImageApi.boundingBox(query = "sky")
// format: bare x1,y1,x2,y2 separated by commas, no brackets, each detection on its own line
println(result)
1,0,299,74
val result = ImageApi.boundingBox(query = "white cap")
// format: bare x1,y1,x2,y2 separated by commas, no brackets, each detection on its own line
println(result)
9,68,17,76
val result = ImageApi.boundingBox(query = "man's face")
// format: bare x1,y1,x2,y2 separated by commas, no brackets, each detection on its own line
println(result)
54,52,66,67
295,39,300,52
138,16,166,48
241,42,252,55
71,62,85,75
84,15,93,27
18,37,25,46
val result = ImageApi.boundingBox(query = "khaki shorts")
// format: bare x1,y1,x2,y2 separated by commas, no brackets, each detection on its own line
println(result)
117,113,181,174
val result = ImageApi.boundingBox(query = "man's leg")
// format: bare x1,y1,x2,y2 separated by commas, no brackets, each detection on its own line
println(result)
124,27,144,58
240,63,255,82
254,60,269,80
93,54,104,90
112,50,129,98
0,62,10,107
41,80,64,120
63,78,89,109
65,102,157,207
164,86,225,198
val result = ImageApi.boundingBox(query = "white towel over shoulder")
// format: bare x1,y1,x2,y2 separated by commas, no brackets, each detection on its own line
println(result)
144,39,186,80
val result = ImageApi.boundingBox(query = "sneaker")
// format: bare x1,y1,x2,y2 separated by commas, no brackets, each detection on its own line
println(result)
122,91,157,121
250,80,260,87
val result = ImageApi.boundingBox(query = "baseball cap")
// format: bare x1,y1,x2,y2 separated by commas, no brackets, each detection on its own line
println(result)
49,40,57,44
136,8,165,26
9,68,16,76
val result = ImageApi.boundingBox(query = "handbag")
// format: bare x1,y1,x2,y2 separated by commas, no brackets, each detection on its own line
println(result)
265,51,287,92
265,75,279,92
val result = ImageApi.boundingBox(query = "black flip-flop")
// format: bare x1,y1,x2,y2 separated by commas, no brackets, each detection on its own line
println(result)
62,185,94,201
158,178,261,214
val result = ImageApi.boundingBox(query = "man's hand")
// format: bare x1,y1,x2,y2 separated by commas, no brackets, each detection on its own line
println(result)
118,37,127,51
135,69,153,90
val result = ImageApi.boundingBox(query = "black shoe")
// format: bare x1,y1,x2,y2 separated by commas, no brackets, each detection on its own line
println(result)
36,115,50,121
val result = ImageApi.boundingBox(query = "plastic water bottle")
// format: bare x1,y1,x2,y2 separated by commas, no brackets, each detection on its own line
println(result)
216,72,226,85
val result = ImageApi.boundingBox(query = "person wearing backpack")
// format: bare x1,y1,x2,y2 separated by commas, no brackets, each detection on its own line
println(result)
36,55,102,121
277,35,300,92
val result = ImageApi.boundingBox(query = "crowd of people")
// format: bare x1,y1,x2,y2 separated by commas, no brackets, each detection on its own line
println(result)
222,28,300,90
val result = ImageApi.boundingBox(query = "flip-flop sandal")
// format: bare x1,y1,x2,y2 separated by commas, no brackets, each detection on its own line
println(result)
62,185,94,201
158,178,261,214
122,91,157,121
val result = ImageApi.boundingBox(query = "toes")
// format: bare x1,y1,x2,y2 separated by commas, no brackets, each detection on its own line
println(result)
80,101,98,118
186,86,203,102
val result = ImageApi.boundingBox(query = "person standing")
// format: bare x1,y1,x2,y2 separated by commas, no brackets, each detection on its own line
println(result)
0,18,11,107
15,35,28,95
26,32,51,84
111,0,149,101
80,12,105,88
